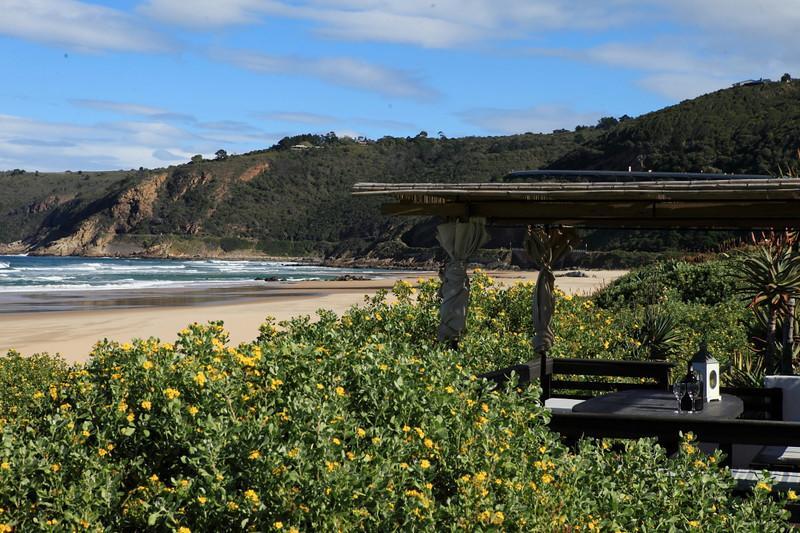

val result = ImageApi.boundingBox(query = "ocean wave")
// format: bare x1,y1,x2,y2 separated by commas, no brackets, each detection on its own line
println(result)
0,262,9,269
0,279,261,293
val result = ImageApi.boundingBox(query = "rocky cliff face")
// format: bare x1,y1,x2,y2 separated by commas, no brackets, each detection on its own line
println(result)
31,173,168,256
23,159,277,257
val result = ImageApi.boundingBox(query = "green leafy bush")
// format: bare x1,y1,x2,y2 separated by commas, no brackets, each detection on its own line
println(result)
0,275,789,531
595,258,739,308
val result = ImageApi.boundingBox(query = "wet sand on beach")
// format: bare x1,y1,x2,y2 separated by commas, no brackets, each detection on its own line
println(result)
0,270,625,363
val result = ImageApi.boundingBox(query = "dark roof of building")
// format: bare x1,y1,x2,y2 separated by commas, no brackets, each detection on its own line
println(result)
352,171,800,228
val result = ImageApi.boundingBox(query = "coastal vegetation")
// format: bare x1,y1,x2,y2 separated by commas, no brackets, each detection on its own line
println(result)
0,265,792,530
2,81,799,266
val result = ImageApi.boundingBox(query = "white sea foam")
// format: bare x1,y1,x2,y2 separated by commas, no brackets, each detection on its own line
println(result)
0,255,391,292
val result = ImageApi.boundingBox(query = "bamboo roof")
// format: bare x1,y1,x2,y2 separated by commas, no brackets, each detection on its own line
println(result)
352,171,800,228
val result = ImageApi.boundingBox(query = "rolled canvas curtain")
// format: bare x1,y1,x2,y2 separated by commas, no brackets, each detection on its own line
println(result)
436,218,490,343
524,227,579,355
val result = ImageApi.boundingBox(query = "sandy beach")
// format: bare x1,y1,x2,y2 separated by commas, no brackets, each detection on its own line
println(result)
0,269,625,363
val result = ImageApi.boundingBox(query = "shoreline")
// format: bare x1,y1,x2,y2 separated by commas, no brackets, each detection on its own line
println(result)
0,269,626,364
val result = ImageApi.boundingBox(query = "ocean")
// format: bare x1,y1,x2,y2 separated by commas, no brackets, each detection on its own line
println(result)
0,255,394,293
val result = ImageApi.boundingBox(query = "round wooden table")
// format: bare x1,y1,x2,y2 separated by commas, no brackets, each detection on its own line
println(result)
572,389,744,420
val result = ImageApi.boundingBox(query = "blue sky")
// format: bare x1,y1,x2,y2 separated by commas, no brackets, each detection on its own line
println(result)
0,0,797,171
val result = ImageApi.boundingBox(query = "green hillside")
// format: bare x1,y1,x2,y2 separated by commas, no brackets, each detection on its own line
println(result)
0,131,591,259
1,80,799,263
549,80,800,174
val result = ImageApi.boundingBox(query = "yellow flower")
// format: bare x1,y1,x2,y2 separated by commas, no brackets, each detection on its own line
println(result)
688,520,700,528
0,462,9,471
287,448,299,458
32,391,44,399
756,481,772,492
193,372,206,387
50,463,60,472
332,437,341,446
420,459,431,469
177,527,191,533
0,524,12,533
423,438,434,449
197,496,207,505
141,400,152,410
98,448,108,457
127,412,136,423
150,474,160,482
82,429,91,437
187,405,199,416
227,501,239,511
244,489,260,505
335,386,346,397
492,511,505,525
316,383,324,390
142,360,154,370
414,427,425,439
542,473,554,484
481,403,489,413
789,490,798,501
249,450,262,460
356,428,366,438
273,522,283,530
164,388,180,400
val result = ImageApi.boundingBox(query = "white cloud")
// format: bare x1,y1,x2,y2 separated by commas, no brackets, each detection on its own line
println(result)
138,0,269,28
265,0,634,47
213,49,438,101
71,99,195,122
0,113,272,172
459,104,602,135
138,0,629,46
636,73,732,102
256,110,417,133
0,0,170,52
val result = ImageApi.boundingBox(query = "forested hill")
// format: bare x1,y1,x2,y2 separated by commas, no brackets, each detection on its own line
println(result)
548,79,800,174
1,79,798,263
0,130,591,259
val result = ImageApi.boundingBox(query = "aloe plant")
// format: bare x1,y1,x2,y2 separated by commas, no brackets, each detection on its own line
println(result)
736,231,800,374
727,350,766,388
632,306,683,361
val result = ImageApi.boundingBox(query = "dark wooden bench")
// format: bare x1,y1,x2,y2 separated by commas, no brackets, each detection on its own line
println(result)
721,386,783,420
548,358,674,400
477,356,674,401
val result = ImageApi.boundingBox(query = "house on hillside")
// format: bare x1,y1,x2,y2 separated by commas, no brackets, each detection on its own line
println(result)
732,78,772,87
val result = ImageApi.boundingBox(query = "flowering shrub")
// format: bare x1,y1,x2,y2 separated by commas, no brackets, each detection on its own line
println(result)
0,274,789,531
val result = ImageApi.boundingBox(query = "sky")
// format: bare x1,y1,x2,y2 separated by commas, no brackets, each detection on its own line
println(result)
0,0,798,171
